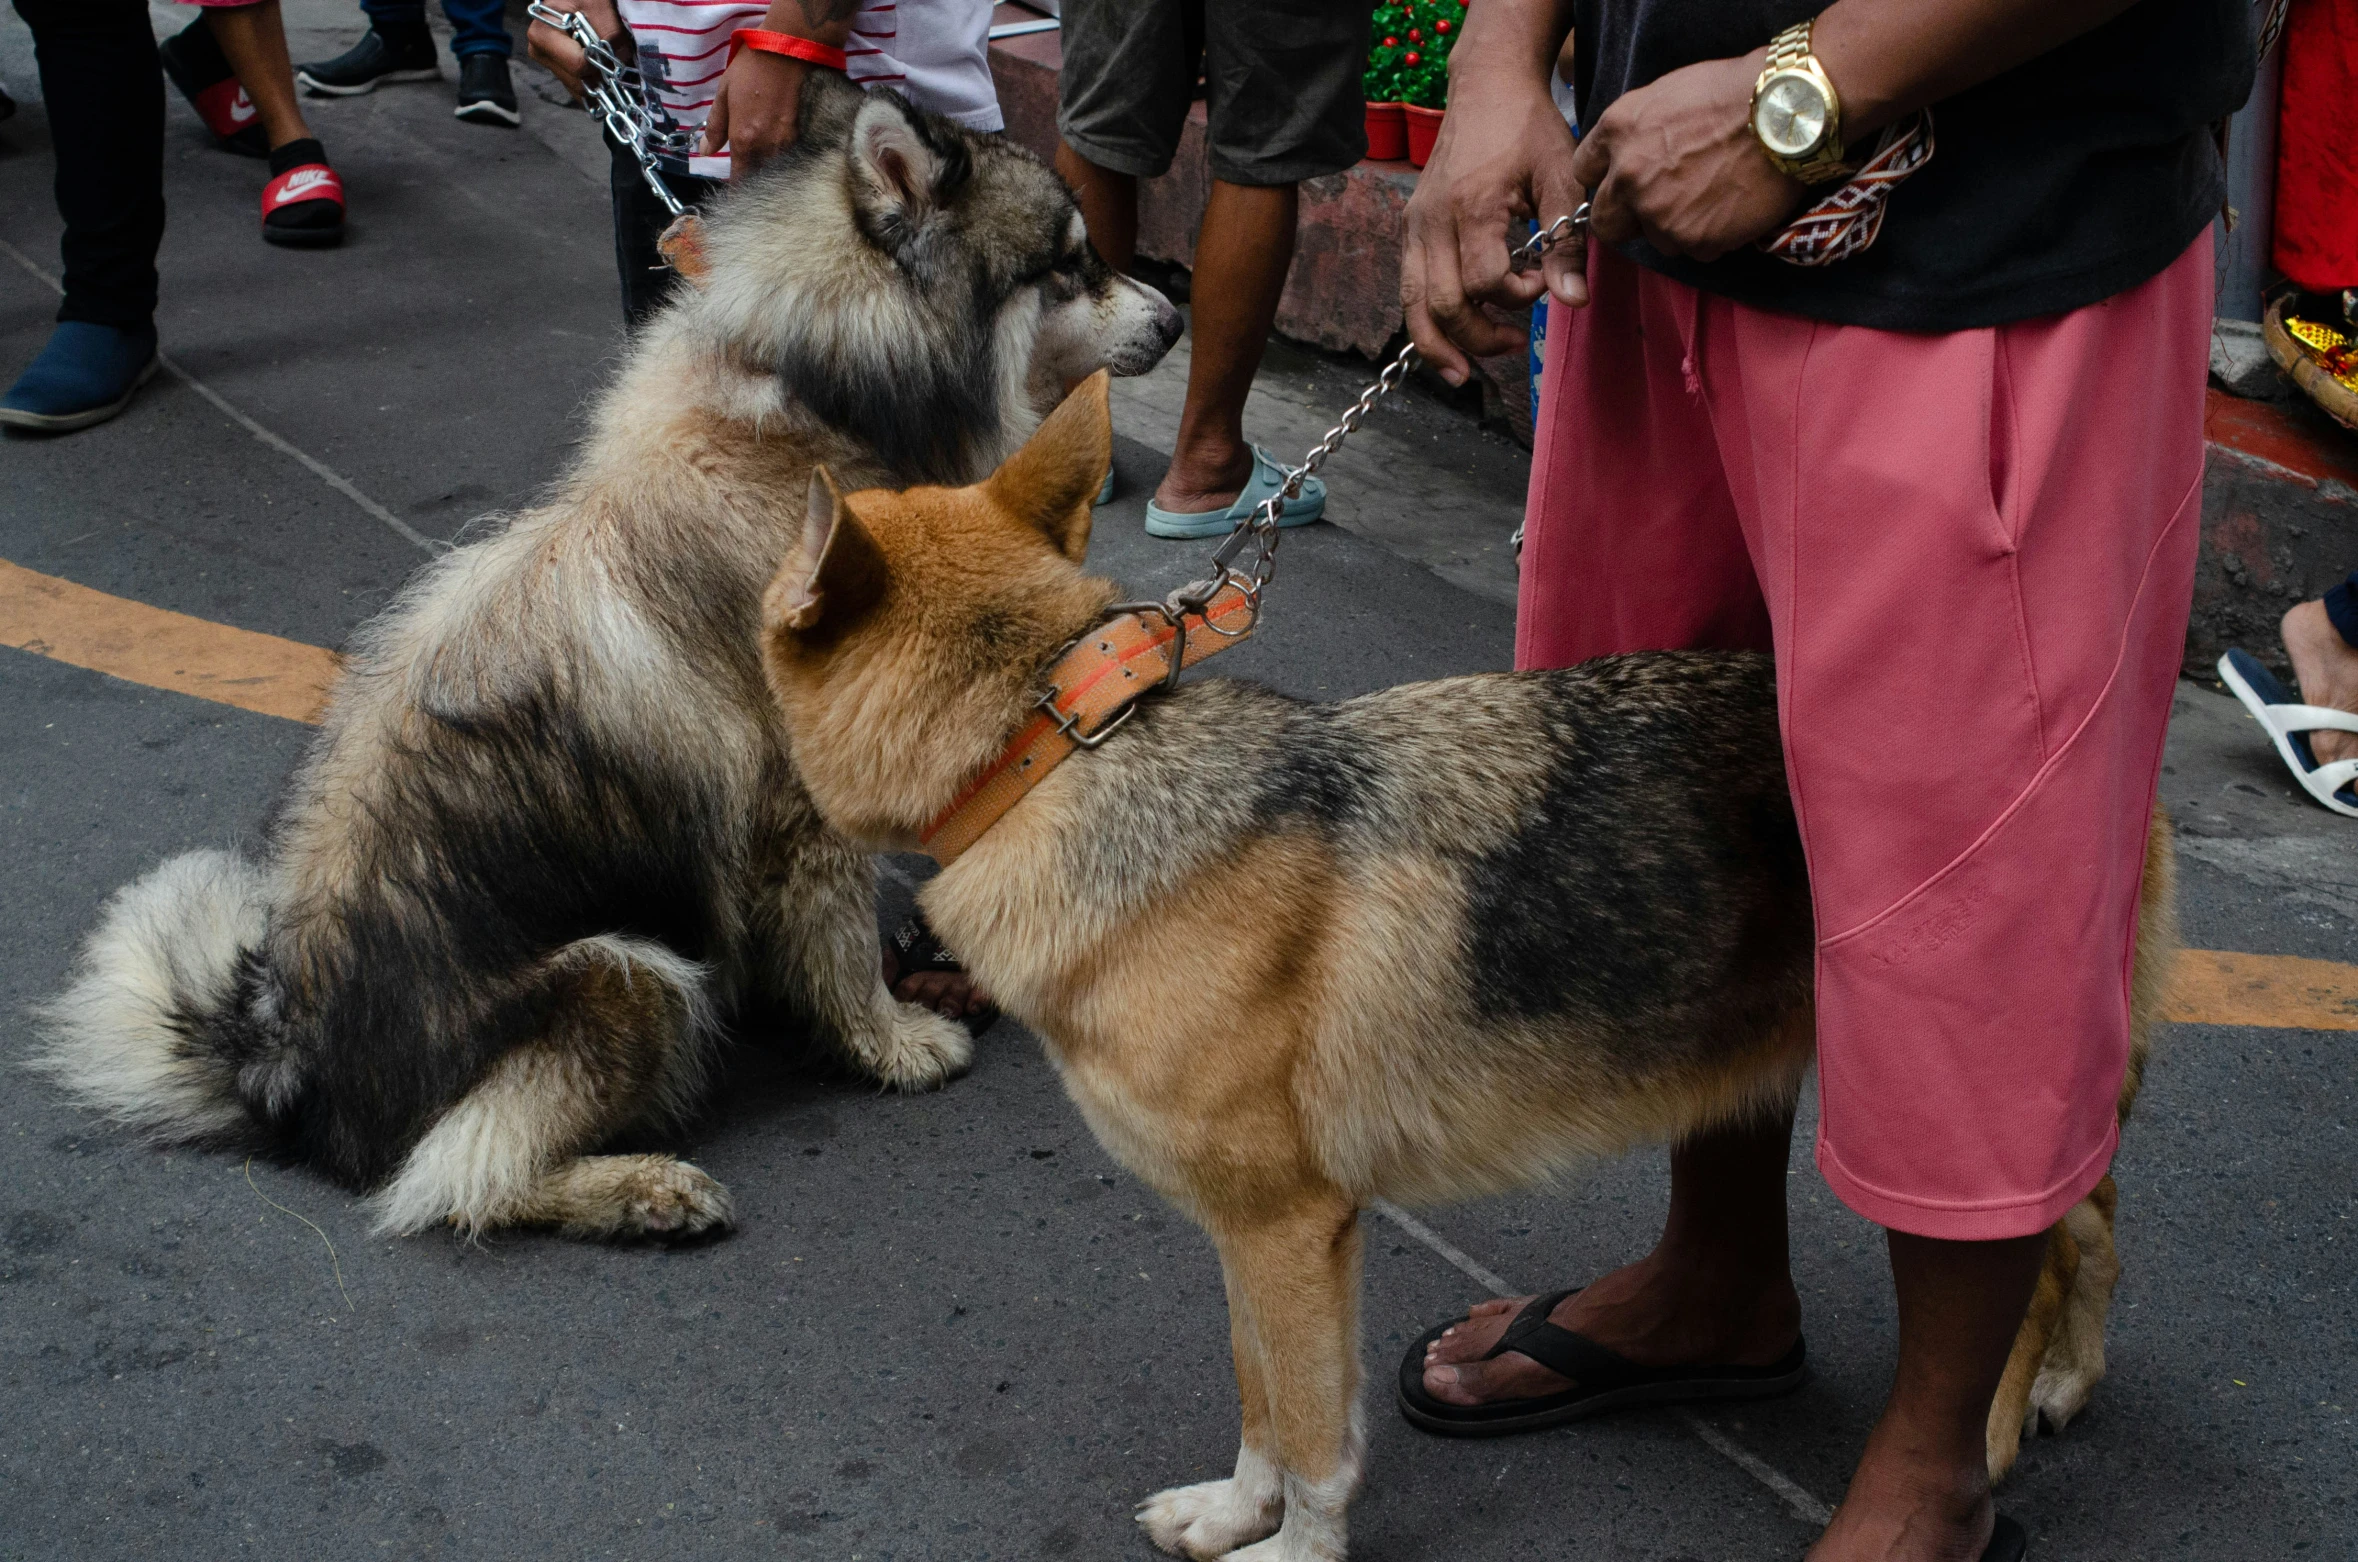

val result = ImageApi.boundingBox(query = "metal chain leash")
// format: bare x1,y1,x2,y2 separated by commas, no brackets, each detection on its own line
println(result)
526,1,694,219
1170,205,1592,631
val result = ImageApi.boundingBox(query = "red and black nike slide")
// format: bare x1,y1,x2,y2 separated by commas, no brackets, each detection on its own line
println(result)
159,20,268,157
261,141,346,249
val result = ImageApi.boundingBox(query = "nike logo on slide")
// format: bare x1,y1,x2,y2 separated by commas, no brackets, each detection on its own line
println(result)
228,89,256,125
272,170,336,204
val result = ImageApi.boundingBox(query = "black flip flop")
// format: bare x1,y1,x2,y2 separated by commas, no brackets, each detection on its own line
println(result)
1982,1513,2028,1561
886,910,1000,1038
1397,1288,1808,1437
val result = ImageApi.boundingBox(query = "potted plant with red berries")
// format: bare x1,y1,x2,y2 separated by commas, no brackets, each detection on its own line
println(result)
1371,0,1463,168
1363,28,1408,161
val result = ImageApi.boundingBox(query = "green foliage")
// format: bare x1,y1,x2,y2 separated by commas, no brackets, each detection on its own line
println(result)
1364,0,1465,108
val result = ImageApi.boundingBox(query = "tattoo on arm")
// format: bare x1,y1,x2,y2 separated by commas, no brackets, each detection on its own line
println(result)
795,0,861,25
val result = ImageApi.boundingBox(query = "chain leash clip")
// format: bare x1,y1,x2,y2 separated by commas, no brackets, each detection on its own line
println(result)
527,1,693,219
1161,205,1591,629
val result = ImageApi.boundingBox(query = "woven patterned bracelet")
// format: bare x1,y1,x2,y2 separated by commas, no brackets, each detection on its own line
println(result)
1760,109,1936,268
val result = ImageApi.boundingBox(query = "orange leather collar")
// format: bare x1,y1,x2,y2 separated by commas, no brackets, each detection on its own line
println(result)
918,582,1258,864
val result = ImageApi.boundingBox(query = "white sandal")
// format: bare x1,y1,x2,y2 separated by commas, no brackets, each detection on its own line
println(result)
2218,648,2358,818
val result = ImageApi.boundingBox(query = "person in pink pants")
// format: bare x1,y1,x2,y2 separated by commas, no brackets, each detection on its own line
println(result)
1397,1,2253,1558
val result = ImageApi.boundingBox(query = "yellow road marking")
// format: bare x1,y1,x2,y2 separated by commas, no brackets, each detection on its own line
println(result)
2162,949,2358,1032
6,560,2355,1031
1,558,339,724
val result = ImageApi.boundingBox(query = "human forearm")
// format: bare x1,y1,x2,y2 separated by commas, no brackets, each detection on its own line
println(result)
710,0,858,177
758,0,858,46
1442,0,1578,97
1397,0,1592,378
1812,0,2144,135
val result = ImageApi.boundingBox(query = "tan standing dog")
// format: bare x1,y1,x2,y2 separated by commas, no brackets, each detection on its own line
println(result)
761,377,2170,1559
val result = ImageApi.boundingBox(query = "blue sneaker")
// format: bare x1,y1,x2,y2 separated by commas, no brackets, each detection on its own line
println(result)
1142,445,1326,540
0,322,160,434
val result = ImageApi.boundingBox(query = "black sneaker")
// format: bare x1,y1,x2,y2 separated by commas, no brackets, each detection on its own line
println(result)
295,27,439,96
454,54,520,127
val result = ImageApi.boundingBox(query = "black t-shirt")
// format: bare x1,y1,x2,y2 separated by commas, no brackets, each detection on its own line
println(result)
1572,0,2256,329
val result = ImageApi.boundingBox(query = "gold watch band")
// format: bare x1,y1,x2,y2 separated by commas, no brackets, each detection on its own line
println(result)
1754,19,1852,184
1764,18,1817,74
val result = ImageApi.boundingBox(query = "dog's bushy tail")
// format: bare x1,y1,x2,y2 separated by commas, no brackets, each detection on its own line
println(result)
29,849,297,1147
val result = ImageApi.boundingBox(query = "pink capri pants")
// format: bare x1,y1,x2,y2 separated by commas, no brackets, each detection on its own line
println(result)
1520,237,2211,1239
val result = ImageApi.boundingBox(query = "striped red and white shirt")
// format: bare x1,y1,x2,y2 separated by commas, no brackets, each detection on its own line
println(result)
616,0,1001,181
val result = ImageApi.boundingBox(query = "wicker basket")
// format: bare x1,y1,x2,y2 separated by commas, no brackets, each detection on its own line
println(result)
2262,296,2358,433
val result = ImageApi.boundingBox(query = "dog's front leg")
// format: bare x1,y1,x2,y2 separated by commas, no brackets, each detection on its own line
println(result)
1140,1194,1366,1562
1138,1263,1288,1557
755,826,971,1089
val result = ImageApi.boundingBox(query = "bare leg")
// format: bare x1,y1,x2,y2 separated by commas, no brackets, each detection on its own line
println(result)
1809,1230,2047,1562
202,0,313,150
1155,179,1297,514
1050,146,1298,516
2282,597,2358,764
1422,1109,1802,1405
1054,140,1138,273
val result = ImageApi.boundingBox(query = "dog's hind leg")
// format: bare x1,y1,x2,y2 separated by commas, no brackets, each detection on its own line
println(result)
2026,1175,2121,1435
1987,808,2172,1477
753,825,971,1090
1141,1194,1365,1562
371,936,733,1241
1986,1216,2079,1482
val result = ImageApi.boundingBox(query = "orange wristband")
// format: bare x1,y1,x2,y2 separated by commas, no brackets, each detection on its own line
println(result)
728,28,848,71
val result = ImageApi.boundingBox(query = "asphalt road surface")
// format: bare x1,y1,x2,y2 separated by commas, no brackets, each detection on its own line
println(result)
2,7,2352,1559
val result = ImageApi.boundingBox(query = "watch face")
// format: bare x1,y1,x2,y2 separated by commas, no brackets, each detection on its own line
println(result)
1755,73,1829,159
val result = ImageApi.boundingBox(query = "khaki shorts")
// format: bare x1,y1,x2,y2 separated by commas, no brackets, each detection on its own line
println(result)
1056,0,1367,187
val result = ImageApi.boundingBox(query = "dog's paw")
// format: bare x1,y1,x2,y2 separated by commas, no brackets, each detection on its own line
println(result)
1219,1529,1342,1562
860,1002,973,1092
2027,1359,2102,1433
1137,1479,1282,1560
624,1159,734,1237
552,1156,735,1242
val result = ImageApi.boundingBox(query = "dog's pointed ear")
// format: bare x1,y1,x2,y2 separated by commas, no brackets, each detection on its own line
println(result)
769,466,888,636
985,372,1110,563
795,66,864,149
847,91,964,246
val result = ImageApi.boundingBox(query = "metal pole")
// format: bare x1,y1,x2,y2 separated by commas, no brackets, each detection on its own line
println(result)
2216,34,2284,323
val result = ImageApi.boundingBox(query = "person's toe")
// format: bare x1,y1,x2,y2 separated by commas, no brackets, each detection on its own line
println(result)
894,968,991,1019
1423,1296,1524,1366
1422,1352,1572,1407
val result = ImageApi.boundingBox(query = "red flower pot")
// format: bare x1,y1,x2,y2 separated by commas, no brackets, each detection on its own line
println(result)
1364,101,1407,163
1403,103,1444,168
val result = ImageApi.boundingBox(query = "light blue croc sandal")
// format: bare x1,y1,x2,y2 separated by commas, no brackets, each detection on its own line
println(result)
1142,445,1326,540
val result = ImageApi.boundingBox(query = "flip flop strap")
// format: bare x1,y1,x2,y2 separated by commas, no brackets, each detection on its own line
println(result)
1485,1289,1642,1388
889,912,963,973
193,76,258,139
2263,701,2358,736
263,164,345,211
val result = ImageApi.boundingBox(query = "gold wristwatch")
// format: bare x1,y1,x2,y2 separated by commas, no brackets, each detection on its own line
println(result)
1750,19,1850,184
